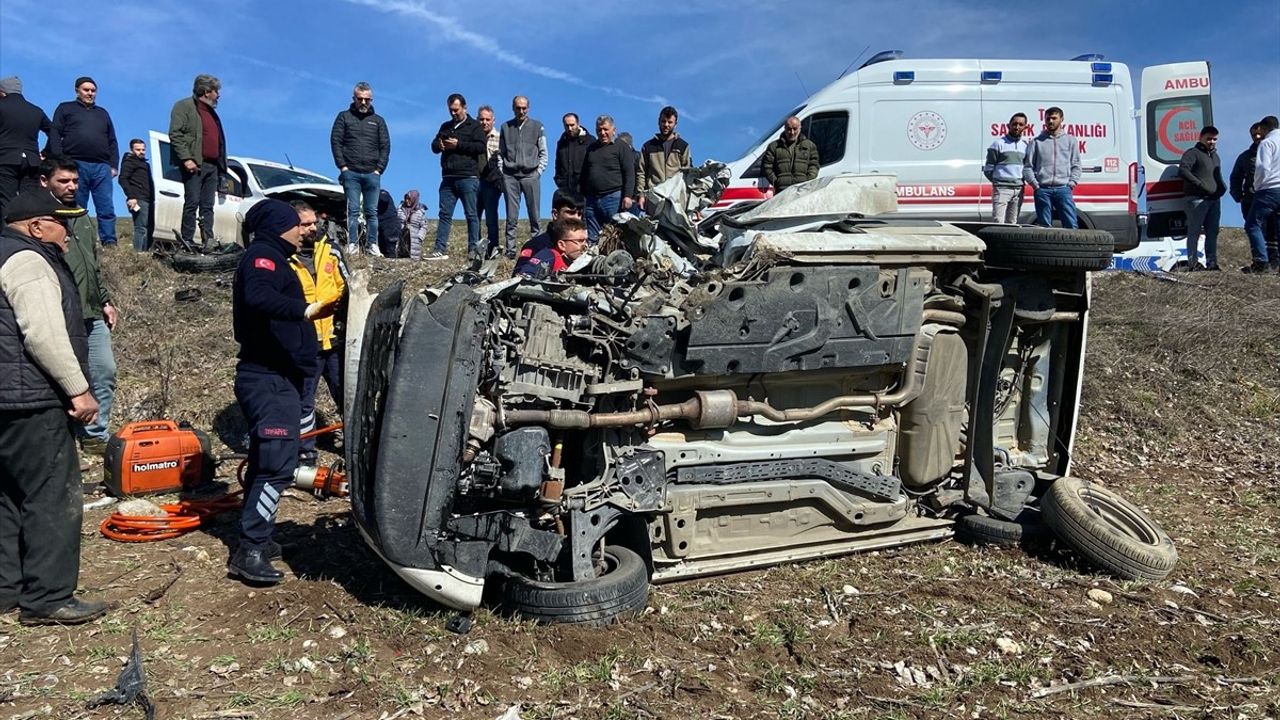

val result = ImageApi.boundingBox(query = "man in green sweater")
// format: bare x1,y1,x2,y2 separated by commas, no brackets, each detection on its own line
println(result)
40,156,118,457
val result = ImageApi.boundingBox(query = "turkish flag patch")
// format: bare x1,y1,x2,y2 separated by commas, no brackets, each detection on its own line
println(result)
254,257,276,271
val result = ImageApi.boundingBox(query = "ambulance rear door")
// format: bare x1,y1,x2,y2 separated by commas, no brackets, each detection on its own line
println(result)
1140,62,1213,237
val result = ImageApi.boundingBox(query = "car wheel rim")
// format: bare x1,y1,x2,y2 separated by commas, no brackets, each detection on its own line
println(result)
1077,486,1160,545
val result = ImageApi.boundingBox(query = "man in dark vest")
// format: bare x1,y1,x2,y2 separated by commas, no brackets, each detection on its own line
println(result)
0,191,107,625
229,199,339,584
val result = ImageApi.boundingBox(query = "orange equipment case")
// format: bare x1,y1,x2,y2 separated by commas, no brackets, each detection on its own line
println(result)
104,420,216,497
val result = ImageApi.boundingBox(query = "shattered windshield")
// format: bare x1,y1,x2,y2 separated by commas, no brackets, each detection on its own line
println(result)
248,164,335,189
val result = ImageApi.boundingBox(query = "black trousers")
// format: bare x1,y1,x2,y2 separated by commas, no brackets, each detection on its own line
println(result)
180,162,219,244
0,406,82,613
0,163,41,221
234,368,302,549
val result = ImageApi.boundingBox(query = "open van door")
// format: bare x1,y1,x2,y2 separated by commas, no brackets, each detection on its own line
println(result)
148,130,186,244
1140,62,1212,238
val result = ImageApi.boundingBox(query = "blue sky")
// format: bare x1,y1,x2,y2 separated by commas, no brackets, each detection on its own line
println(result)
2,0,1277,226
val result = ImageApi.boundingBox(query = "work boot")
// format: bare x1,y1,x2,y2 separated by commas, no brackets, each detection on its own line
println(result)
228,546,284,585
264,539,283,561
1241,261,1270,274
19,597,108,626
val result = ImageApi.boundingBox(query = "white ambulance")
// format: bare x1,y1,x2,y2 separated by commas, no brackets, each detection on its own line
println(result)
711,51,1213,250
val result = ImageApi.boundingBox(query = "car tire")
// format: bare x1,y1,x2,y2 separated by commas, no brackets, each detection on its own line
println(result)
1041,477,1178,581
169,249,243,274
978,226,1114,271
502,545,649,626
955,508,1049,547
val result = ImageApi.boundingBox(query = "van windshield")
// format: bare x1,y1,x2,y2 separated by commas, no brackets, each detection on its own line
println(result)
742,105,806,156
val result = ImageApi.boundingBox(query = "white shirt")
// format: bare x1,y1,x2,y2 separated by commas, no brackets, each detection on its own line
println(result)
1256,129,1280,193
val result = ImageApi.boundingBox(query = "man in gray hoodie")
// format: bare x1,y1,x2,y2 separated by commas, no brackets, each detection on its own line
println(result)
1178,126,1226,270
1023,107,1081,229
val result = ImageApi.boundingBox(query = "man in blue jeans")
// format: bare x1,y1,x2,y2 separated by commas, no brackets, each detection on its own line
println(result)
1023,106,1081,229
40,157,117,458
1244,115,1280,273
579,115,635,242
330,82,390,257
428,94,486,261
49,77,118,246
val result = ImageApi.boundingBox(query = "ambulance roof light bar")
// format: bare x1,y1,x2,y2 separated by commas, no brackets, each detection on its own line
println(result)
861,50,904,69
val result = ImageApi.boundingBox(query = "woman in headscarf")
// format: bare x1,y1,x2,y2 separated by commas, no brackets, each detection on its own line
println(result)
397,189,429,260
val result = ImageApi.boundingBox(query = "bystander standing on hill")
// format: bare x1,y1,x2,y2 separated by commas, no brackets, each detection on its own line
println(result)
49,77,119,246
1178,126,1225,271
168,74,227,253
499,95,547,259
0,191,107,625
579,115,635,242
1243,115,1280,274
429,93,486,262
983,113,1030,224
118,139,155,252
1231,123,1279,267
554,113,592,193
637,106,691,211
330,82,390,257
477,106,503,258
397,190,429,260
762,116,820,193
0,76,51,218
1023,107,1080,229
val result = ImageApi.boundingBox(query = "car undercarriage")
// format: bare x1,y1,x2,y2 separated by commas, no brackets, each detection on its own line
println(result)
344,168,1177,624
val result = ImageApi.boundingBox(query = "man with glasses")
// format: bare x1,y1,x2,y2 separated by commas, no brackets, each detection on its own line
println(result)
513,188,584,273
762,116,819,193
168,74,227,253
0,191,108,625
513,217,588,279
984,113,1031,224
330,82,391,256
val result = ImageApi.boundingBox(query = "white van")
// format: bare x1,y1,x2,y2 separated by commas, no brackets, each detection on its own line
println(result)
712,52,1213,251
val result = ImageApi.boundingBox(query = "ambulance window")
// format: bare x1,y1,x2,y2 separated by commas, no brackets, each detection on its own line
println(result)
1147,97,1212,164
801,111,849,166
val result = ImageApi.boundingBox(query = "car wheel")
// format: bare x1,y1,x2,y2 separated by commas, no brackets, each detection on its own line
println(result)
502,545,649,626
169,249,243,274
955,508,1049,547
977,226,1114,271
1041,477,1177,581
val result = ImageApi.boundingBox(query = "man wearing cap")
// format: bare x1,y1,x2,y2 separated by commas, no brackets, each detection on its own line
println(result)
0,192,108,625
0,76,52,217
230,199,340,585
49,77,119,247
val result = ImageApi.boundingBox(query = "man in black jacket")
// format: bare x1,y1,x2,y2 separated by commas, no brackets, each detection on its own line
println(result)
1178,126,1226,270
118,139,155,252
50,77,119,246
330,82,390,257
428,93,486,261
229,199,339,585
555,113,592,192
579,115,635,242
1231,123,1280,266
0,76,51,218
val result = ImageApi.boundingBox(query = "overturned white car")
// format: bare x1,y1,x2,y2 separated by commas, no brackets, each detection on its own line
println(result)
345,166,1177,624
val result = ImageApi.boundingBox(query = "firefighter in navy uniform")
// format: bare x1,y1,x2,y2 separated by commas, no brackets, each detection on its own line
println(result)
228,199,339,585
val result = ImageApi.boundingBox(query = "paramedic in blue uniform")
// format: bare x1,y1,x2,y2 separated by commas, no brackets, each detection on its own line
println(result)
228,199,339,585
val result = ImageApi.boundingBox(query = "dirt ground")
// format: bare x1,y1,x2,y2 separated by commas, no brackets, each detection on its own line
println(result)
1,226,1277,720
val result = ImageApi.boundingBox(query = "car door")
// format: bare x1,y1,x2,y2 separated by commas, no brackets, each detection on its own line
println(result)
148,130,186,244
1139,62,1213,238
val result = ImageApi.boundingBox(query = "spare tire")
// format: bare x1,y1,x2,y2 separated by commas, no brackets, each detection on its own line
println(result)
977,226,1114,271
169,248,244,274
1041,477,1177,581
502,545,649,625
955,508,1049,548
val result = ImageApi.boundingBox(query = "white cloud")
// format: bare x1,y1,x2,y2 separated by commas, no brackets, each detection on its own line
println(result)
337,0,671,107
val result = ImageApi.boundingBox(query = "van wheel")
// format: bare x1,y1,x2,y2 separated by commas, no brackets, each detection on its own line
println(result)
977,226,1114,271
502,545,649,625
169,248,244,274
955,508,1049,547
1041,477,1177,581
